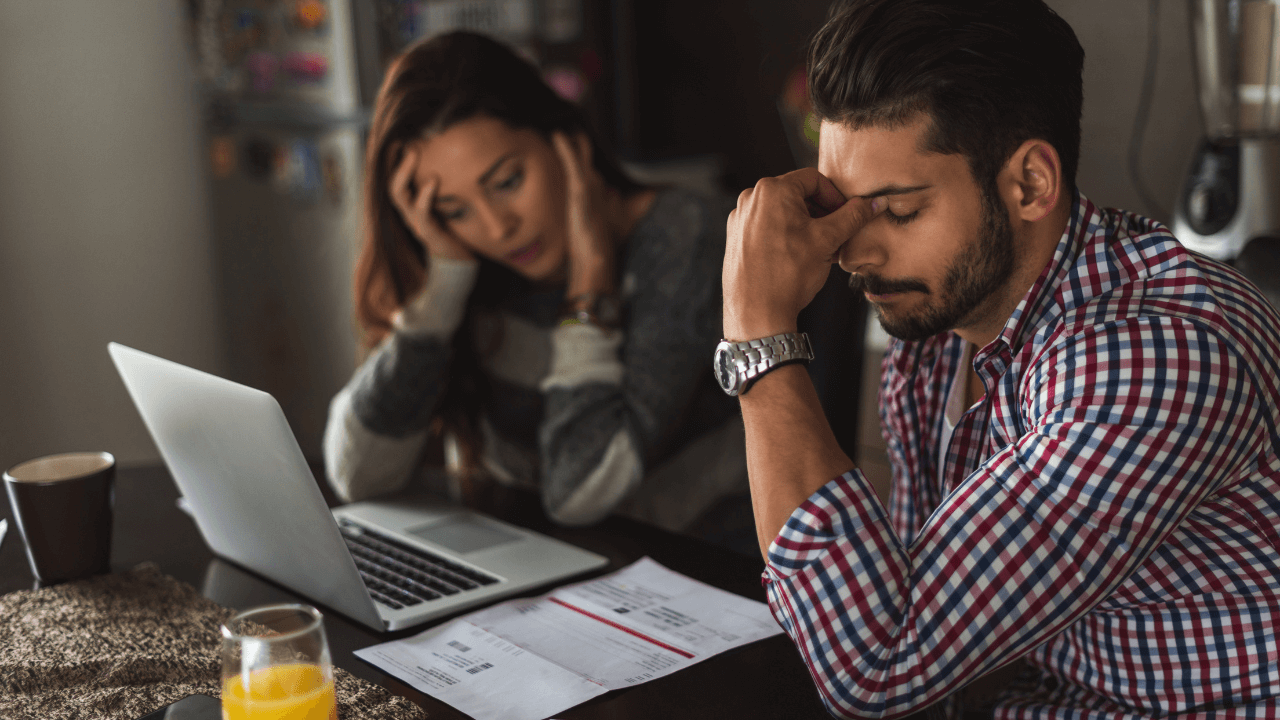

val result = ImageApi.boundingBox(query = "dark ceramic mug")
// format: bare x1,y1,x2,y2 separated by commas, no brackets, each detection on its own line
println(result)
3,451,115,587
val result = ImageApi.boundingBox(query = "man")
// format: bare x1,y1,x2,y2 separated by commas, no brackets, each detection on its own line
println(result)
716,0,1280,717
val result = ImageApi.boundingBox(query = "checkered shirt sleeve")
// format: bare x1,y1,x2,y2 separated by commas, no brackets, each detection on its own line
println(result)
762,195,1280,719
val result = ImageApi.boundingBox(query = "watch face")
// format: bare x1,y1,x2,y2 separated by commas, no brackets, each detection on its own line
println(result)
714,343,738,394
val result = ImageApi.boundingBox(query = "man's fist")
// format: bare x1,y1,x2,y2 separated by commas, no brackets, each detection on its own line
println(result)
722,168,884,340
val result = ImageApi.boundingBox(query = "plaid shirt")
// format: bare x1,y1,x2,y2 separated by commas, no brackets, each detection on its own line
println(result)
763,193,1280,719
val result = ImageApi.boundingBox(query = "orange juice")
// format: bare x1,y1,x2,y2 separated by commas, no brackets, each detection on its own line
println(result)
222,663,337,720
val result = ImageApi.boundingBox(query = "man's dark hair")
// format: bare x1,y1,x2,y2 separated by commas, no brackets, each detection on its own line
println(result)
808,0,1085,193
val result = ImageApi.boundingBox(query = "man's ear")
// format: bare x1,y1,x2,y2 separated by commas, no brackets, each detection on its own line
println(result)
999,139,1063,223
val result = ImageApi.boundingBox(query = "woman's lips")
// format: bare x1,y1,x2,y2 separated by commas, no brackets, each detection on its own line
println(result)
507,238,542,266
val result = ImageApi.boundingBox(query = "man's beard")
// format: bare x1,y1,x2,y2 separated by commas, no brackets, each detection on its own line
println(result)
848,190,1016,342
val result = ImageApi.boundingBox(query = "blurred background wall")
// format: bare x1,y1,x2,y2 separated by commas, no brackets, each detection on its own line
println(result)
614,0,1202,220
0,0,1206,474
1056,0,1201,222
0,0,226,473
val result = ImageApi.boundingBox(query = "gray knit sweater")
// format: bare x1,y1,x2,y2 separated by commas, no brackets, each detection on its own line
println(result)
323,188,742,527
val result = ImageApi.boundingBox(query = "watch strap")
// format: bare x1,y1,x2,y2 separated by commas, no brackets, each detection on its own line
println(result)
717,331,814,396
739,357,808,395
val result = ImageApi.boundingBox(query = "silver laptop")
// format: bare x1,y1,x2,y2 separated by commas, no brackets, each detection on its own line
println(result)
108,342,608,632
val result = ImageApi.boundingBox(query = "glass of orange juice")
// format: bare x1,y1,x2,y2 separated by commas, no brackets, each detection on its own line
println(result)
220,604,338,720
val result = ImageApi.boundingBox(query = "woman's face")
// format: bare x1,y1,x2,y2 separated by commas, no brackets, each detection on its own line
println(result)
407,115,569,281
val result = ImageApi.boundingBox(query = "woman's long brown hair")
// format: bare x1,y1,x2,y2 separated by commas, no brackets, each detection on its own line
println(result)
354,32,640,486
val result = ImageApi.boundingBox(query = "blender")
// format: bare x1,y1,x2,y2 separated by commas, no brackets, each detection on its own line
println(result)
1176,0,1280,308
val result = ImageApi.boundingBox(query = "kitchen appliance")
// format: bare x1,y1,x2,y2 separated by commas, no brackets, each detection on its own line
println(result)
1175,0,1280,274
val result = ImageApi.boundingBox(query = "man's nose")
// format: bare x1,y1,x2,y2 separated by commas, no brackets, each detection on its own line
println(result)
835,228,886,274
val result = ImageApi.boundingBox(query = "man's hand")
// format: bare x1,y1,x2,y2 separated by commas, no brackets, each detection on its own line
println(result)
723,168,884,340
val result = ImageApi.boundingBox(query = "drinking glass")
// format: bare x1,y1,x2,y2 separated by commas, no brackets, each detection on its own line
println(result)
220,604,338,720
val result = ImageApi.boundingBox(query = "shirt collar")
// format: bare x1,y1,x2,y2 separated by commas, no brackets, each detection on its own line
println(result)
978,190,1098,361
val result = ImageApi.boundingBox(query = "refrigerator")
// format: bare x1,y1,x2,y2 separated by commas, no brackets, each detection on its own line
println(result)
187,0,614,461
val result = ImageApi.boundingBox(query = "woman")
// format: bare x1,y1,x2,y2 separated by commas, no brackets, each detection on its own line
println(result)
323,32,744,532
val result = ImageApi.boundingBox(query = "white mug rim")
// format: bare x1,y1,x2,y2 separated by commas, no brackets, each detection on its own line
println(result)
3,451,115,485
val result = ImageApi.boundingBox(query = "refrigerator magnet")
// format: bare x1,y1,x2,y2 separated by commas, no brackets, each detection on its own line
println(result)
283,52,329,83
293,0,328,30
210,136,237,178
322,152,343,204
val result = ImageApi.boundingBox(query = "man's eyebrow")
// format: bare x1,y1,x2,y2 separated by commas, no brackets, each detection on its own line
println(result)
855,184,932,199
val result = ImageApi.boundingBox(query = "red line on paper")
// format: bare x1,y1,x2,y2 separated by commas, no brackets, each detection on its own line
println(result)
548,597,696,659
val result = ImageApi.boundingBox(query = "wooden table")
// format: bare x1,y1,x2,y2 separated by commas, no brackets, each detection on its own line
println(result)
0,463,835,719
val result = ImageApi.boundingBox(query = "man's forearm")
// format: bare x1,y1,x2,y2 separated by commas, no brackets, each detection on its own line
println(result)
721,168,883,558
739,363,856,558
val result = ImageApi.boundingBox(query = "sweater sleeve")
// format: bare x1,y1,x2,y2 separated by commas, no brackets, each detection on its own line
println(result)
538,190,731,525
323,257,478,502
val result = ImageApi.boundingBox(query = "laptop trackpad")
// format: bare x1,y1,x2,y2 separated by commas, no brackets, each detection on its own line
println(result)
406,517,521,554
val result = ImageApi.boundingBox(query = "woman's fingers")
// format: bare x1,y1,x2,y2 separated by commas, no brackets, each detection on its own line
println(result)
413,175,440,227
574,133,593,178
554,130,613,295
386,143,473,261
411,176,471,261
388,146,433,239
552,132,585,198
554,132,589,233
388,146,419,218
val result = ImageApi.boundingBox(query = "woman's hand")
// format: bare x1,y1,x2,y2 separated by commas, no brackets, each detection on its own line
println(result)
552,132,614,297
388,144,474,262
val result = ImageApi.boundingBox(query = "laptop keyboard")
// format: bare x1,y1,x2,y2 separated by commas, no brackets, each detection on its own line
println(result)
337,520,501,610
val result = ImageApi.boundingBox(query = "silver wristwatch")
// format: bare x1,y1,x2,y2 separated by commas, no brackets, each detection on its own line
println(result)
713,331,814,397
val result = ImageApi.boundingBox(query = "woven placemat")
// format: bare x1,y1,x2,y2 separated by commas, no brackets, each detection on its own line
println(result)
0,563,427,719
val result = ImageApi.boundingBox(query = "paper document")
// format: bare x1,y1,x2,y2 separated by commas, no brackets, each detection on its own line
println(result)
357,557,782,720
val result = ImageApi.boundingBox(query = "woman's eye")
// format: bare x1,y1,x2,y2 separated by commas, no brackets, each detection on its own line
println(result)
494,168,523,192
884,208,920,226
437,206,467,222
